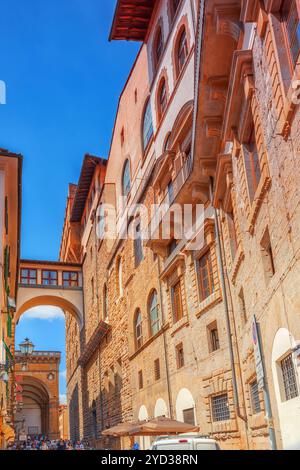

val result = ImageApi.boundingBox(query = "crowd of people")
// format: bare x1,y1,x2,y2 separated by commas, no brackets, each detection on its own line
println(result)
7,436,92,450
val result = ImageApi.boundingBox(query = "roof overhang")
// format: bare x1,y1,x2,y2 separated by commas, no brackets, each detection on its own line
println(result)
70,154,107,223
109,0,156,41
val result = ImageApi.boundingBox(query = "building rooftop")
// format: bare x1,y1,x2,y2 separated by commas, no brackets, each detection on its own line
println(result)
70,154,107,223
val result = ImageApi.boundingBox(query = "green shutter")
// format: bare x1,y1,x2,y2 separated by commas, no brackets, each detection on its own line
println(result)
7,313,12,338
4,245,10,296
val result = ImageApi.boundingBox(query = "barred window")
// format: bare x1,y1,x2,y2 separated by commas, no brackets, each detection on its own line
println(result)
250,380,261,414
138,370,143,389
281,353,299,401
282,0,300,70
176,343,185,369
197,251,215,302
211,394,230,422
154,359,161,381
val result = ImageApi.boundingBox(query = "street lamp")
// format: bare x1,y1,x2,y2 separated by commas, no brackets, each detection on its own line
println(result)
19,338,35,356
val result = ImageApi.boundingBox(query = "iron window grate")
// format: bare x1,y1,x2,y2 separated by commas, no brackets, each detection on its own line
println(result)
212,394,230,422
281,353,299,401
250,380,261,414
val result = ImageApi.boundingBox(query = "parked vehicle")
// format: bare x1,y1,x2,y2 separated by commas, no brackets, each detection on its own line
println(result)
150,434,220,451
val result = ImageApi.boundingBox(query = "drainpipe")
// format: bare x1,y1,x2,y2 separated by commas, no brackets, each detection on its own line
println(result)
209,180,249,444
154,188,174,420
93,205,105,436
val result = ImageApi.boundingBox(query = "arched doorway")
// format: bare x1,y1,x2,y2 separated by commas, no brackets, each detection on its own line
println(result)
175,388,196,425
15,376,50,438
138,405,151,450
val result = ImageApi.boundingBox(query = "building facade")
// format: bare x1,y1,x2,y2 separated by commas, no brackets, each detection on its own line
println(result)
14,348,61,439
0,149,22,449
61,0,300,450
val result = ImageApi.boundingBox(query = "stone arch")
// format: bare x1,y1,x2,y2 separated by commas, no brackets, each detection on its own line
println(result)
138,405,150,450
154,398,169,418
175,388,196,424
15,376,51,437
272,328,300,450
16,294,83,328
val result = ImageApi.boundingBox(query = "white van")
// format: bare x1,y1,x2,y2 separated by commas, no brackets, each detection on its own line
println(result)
150,434,220,451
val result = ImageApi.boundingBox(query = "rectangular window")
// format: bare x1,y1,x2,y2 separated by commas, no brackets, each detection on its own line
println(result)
63,271,79,287
243,126,261,203
197,251,215,302
182,408,195,425
227,212,238,260
282,0,300,70
211,394,230,422
281,353,299,401
154,359,161,381
172,280,183,323
176,342,185,369
20,269,37,285
138,370,143,390
42,270,58,286
207,322,220,353
134,223,144,267
238,288,247,324
250,380,262,415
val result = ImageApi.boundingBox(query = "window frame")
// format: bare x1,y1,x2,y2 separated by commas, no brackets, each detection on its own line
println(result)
41,270,58,286
20,268,37,286
62,271,79,288
171,279,184,323
149,290,160,336
134,310,143,350
281,0,300,72
197,250,215,302
211,394,230,422
122,159,131,198
176,27,189,77
281,353,299,401
158,79,168,119
142,99,154,152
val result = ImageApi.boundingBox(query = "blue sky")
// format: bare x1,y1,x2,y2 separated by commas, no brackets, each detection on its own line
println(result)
0,0,140,401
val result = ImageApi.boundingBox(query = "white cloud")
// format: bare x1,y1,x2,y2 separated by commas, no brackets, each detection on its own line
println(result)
59,394,67,405
60,370,67,379
21,306,65,322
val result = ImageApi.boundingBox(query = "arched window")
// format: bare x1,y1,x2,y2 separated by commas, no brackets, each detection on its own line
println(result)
154,27,163,67
103,283,108,321
177,28,188,75
134,309,143,350
142,100,154,151
122,159,131,197
158,79,167,118
149,290,160,336
163,132,172,152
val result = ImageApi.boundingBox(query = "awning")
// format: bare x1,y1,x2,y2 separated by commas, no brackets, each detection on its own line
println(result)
102,417,199,437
